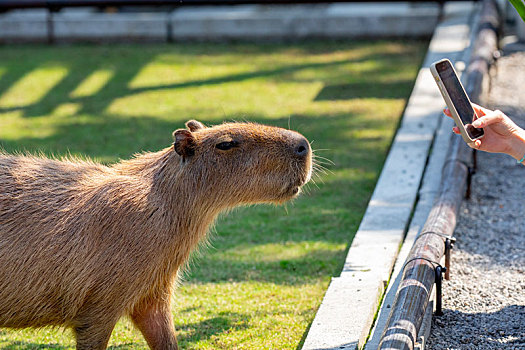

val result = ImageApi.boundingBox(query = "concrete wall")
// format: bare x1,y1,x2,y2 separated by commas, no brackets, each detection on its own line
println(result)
0,3,440,43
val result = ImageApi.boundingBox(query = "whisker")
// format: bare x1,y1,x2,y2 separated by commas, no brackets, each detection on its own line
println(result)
302,184,311,195
285,203,289,214
313,164,332,177
312,161,331,172
308,177,320,189
313,173,325,184
313,162,334,170
312,160,333,168
313,161,329,170
312,161,325,169
320,168,334,176
313,168,329,177
312,155,335,165
312,153,332,159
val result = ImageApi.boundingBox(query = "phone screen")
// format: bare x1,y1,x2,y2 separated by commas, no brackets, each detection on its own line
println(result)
436,61,484,139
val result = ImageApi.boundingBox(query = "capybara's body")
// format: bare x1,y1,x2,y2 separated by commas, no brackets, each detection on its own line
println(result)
0,120,312,349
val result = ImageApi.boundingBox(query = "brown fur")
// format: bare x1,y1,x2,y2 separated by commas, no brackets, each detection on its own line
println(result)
0,120,312,349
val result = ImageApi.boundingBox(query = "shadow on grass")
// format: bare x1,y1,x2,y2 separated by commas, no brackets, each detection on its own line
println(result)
0,342,69,350
177,312,249,347
0,42,421,118
315,80,415,100
0,341,145,349
187,248,347,285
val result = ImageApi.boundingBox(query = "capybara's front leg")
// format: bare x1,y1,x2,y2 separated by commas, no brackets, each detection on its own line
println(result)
131,300,179,350
73,321,117,350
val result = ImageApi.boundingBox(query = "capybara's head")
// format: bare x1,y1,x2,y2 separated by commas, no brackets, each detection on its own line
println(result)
173,120,312,205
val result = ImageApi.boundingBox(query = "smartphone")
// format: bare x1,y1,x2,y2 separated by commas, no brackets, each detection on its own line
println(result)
430,58,484,143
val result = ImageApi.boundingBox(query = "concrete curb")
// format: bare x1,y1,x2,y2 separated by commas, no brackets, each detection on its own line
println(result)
53,8,169,42
301,2,478,349
0,2,440,42
170,3,439,40
0,9,48,42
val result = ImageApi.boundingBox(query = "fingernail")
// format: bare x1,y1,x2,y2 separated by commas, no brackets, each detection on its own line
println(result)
472,121,481,128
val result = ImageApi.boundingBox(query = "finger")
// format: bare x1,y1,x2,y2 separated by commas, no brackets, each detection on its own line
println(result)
470,103,492,118
471,110,503,128
443,108,452,117
452,126,460,134
467,139,481,149
474,140,482,149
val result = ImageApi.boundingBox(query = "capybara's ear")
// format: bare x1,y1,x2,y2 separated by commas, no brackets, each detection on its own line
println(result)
185,120,206,132
173,129,196,160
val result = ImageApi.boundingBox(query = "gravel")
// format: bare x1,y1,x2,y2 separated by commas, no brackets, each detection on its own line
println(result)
426,48,525,349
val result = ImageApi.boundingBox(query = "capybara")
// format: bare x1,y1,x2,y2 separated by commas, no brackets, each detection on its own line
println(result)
0,120,312,349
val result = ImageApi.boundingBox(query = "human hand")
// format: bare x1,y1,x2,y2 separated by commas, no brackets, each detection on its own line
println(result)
444,103,525,161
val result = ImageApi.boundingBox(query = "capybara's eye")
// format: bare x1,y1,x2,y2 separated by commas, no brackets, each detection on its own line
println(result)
216,141,238,151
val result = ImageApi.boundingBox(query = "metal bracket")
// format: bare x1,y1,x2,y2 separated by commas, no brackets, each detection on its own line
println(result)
444,236,456,280
434,265,446,316
402,254,449,316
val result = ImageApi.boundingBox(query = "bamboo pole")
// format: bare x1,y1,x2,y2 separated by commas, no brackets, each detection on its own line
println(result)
378,136,471,350
377,1,500,349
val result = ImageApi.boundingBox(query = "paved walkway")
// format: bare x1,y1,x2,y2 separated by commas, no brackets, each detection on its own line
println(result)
426,43,525,350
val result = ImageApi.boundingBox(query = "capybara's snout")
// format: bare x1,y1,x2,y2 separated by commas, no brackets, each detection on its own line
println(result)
281,129,311,159
296,138,312,186
294,137,310,158
289,131,312,182
279,128,311,160
278,129,313,198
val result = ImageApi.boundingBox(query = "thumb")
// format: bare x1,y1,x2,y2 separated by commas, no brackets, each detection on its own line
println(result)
472,110,504,128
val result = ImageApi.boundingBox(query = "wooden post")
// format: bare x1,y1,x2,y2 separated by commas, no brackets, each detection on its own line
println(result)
377,1,500,349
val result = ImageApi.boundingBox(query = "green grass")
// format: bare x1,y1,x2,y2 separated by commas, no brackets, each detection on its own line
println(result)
0,41,426,349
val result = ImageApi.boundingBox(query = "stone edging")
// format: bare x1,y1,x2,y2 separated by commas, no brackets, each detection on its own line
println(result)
0,3,441,43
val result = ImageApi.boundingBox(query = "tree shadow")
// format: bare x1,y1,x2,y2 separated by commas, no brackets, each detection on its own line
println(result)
314,80,415,101
0,113,180,161
185,248,348,285
0,60,42,107
176,312,249,347
0,342,69,349
0,313,249,349
0,42,423,119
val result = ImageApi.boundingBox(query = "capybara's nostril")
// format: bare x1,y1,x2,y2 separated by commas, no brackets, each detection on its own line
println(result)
295,138,309,157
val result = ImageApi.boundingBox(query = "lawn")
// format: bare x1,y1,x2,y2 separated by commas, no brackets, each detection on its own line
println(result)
0,41,426,349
